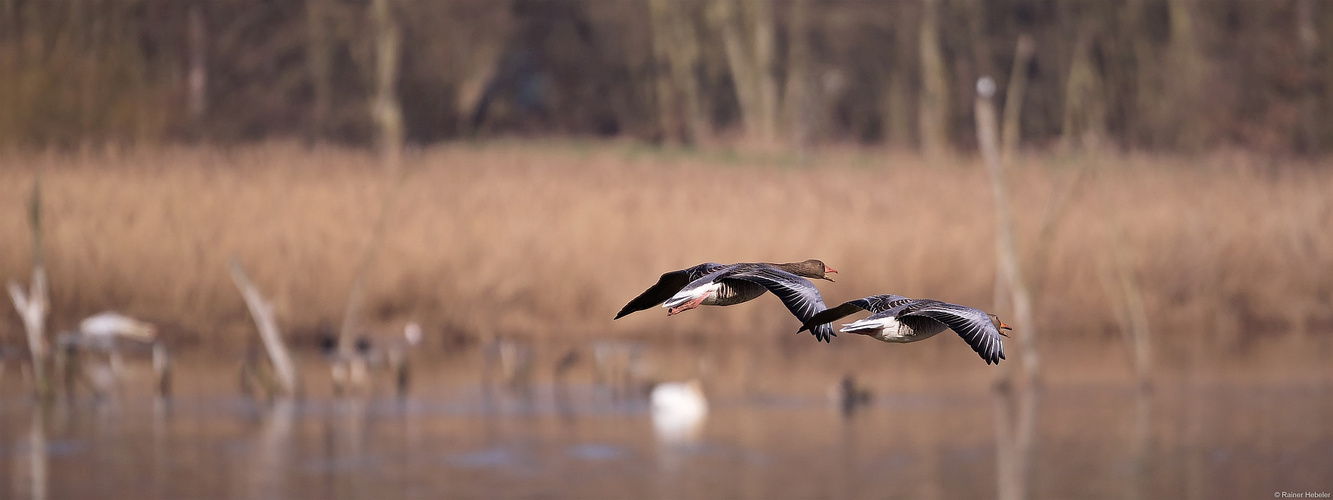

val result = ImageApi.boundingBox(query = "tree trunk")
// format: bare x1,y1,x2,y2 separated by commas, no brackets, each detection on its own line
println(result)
1001,35,1034,163
918,0,950,157
963,0,993,84
1166,0,1206,147
1061,30,1106,151
883,69,913,148
882,6,914,149
976,78,1040,381
783,0,812,150
709,0,778,145
650,0,707,144
649,0,681,142
369,0,403,163
747,0,778,144
1297,0,1319,154
187,3,207,125
306,0,332,143
1167,0,1199,71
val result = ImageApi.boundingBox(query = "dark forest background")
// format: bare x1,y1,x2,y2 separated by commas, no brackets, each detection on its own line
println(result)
1,0,1328,155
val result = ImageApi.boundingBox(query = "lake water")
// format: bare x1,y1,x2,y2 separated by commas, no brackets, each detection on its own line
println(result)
1,339,1330,499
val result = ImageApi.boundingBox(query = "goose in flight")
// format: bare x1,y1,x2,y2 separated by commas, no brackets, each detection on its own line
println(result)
799,294,1009,364
615,260,839,342
610,260,831,344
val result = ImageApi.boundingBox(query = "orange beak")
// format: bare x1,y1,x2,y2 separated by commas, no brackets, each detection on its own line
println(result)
998,321,1012,337
823,265,838,282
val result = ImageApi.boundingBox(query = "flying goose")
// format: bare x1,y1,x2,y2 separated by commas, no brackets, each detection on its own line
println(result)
799,294,1009,364
615,260,838,342
667,261,839,342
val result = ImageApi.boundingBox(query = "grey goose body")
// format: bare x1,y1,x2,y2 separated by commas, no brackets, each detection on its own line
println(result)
616,260,838,343
799,294,1009,364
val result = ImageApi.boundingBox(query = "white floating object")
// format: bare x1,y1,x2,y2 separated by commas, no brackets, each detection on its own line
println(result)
651,380,708,443
80,311,156,341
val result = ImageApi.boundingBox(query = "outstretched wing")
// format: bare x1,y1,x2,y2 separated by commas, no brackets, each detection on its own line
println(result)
798,302,866,334
615,263,724,319
725,266,836,343
900,301,1006,365
798,294,913,333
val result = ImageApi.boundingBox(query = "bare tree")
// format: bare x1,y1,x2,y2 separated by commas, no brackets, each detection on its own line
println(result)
187,3,208,126
1297,0,1320,153
782,0,812,150
881,2,916,149
708,0,778,144
976,77,1039,380
1061,28,1107,151
917,0,949,157
306,0,333,143
649,0,708,144
1001,35,1034,163
369,0,404,163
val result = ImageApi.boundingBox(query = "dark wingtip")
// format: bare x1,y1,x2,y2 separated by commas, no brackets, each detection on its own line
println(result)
812,325,834,343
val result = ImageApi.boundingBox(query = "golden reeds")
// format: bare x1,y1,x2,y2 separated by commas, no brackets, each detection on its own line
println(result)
0,143,1329,367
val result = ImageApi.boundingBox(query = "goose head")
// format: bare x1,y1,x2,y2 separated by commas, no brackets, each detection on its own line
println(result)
787,259,838,282
988,314,1012,337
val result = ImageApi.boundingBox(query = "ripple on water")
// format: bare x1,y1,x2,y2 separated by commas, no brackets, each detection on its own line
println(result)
565,443,628,461
445,446,530,469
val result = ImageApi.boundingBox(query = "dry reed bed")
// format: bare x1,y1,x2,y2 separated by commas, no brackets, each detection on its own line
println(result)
1,144,1330,370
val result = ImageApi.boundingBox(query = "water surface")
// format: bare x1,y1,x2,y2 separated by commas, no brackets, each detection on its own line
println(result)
1,341,1329,499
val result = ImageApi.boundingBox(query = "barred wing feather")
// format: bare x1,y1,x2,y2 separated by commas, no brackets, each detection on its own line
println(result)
798,294,913,333
725,267,836,343
901,301,1006,365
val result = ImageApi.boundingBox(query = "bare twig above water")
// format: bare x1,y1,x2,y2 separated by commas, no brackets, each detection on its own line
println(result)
8,178,51,398
229,259,300,397
1095,209,1154,385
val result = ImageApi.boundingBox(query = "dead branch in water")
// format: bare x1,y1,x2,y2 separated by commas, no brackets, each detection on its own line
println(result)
229,258,300,397
334,143,409,395
7,178,51,398
976,76,1039,382
1095,206,1154,386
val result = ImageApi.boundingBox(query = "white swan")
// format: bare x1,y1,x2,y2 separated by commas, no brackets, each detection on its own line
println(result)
79,311,156,342
650,380,708,443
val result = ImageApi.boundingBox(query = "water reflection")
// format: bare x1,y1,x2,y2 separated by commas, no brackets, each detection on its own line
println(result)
247,398,295,499
993,379,1040,500
12,405,47,500
0,341,1328,498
